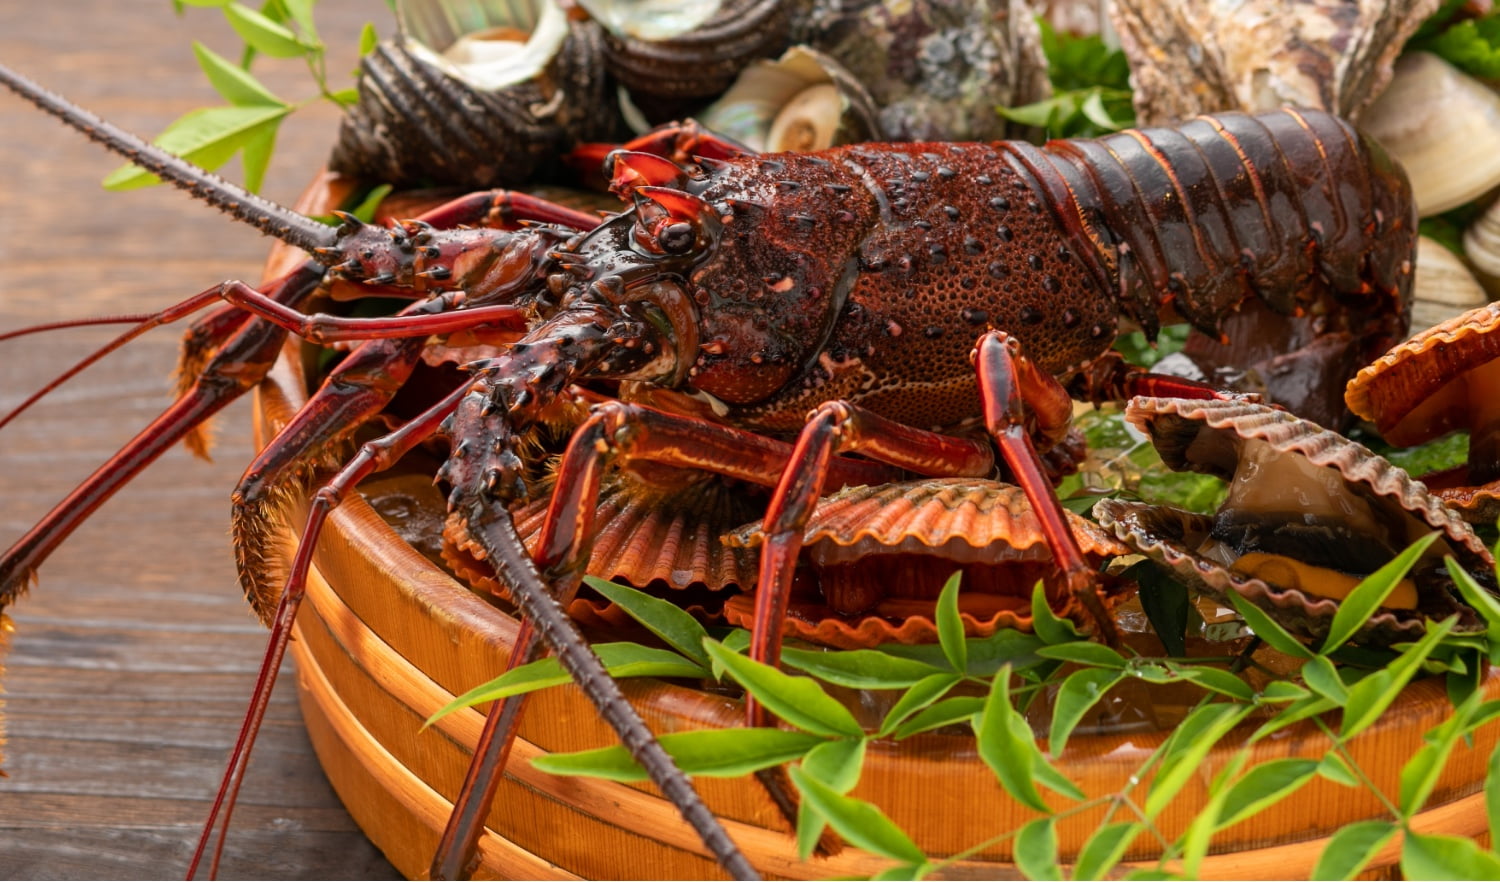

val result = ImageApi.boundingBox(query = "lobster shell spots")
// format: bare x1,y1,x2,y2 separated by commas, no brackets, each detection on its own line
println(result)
1098,397,1493,645
1346,302,1500,522
721,478,1129,649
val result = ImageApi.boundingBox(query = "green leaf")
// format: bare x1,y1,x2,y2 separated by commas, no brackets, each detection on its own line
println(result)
1172,664,1256,702
1420,15,1500,80
1317,752,1360,788
1398,689,1478,818
780,646,947,690
278,0,319,40
790,765,927,865
795,737,866,860
346,183,393,224
1015,817,1061,881
1259,680,1310,702
1252,693,1339,739
1320,532,1440,654
1300,655,1349,706
1490,742,1500,849
702,639,863,738
585,576,710,665
1446,556,1500,664
1032,581,1084,644
892,696,984,739
1401,831,1500,880
879,672,962,737
1216,758,1318,829
1311,820,1398,880
532,727,826,781
224,1,308,57
329,86,361,107
1049,667,1126,758
426,642,706,725
1342,617,1456,740
1227,592,1313,659
935,571,967,673
1036,642,1127,669
358,21,380,56
191,41,284,106
1132,561,1189,657
236,115,280,194
102,104,290,190
871,864,928,881
1145,703,1252,818
975,666,1049,812
1071,822,1141,881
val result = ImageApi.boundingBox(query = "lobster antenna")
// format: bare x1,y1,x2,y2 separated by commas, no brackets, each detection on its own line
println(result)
0,63,337,253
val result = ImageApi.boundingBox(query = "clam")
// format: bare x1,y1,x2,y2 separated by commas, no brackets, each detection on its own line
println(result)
1410,235,1491,333
1096,397,1493,646
1463,198,1500,292
1361,52,1500,216
1346,302,1500,523
795,0,1051,142
696,46,883,153
329,0,619,189
581,0,794,124
722,478,1130,649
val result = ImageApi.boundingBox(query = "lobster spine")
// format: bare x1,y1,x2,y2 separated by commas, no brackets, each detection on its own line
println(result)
1021,108,1416,345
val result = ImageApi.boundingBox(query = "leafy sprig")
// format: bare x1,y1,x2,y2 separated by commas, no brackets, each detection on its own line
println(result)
999,19,1135,139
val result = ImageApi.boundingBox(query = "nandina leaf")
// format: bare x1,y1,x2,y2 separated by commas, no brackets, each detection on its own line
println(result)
1071,822,1141,881
1172,664,1256,702
236,115,281,194
795,737,866,860
1131,560,1189,657
789,765,927,865
879,672,962,737
1320,532,1440,654
936,571,967,673
1341,617,1455,740
1446,556,1500,664
358,21,379,56
1036,642,1127,669
702,639,863,738
892,695,983,740
1145,703,1252,818
1215,758,1318,829
1032,581,1083,645
1048,667,1125,758
779,646,947,690
1227,591,1313,659
1317,752,1359,788
531,727,825,781
1300,655,1349,705
192,41,284,106
1401,831,1500,880
1489,741,1500,848
224,1,307,57
1015,817,1061,881
102,104,290,191
1311,820,1398,880
585,576,709,665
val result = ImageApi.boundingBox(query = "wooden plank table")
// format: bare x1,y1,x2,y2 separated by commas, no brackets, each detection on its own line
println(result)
0,3,401,877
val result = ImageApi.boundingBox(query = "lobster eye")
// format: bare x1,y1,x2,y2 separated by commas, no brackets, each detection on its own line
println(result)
657,221,695,254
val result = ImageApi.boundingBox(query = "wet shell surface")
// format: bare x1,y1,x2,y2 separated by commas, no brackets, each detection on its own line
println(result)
1410,236,1491,333
1346,302,1500,522
329,0,618,188
696,46,884,153
721,478,1130,649
590,0,793,123
1097,397,1493,645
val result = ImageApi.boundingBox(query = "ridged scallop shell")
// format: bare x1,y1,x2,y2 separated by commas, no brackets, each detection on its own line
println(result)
590,0,793,124
721,478,1130,649
1097,396,1493,645
330,0,618,188
1346,302,1500,522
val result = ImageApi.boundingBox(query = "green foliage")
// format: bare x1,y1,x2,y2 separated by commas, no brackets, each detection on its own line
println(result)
1413,8,1500,80
998,19,1135,138
110,0,380,192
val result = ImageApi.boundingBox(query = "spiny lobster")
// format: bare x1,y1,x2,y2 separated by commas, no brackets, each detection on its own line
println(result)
0,49,1416,881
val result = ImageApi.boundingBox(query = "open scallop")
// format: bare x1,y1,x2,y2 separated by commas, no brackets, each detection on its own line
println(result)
1095,397,1493,646
722,478,1130,649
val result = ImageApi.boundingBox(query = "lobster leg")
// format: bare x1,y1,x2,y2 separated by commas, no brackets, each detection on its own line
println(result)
974,331,1120,645
432,398,897,877
190,382,470,879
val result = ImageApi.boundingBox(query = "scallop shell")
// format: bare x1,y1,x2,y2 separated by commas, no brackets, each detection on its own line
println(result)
587,0,794,124
1097,396,1493,645
1347,302,1500,522
1361,52,1500,216
721,478,1130,649
329,0,618,188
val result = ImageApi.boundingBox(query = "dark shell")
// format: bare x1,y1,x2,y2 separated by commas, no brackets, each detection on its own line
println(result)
594,0,795,123
794,0,1052,142
330,5,619,188
1346,302,1500,523
722,478,1130,648
1097,396,1495,646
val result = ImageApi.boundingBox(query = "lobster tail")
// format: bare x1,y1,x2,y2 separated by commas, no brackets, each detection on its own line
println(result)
0,63,337,254
1017,108,1416,348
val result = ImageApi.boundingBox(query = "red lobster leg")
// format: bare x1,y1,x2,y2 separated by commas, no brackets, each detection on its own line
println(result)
567,120,757,189
974,331,1120,645
432,398,897,877
0,263,324,604
191,382,470,879
1065,348,1243,404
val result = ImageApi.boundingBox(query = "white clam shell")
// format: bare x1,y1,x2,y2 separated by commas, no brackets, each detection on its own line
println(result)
1411,235,1490,334
1362,52,1500,216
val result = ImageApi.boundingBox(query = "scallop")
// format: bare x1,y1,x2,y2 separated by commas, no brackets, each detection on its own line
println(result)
722,478,1131,649
329,0,619,189
1096,397,1493,646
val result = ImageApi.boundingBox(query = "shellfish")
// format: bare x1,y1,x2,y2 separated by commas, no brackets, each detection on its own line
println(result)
1095,397,1494,646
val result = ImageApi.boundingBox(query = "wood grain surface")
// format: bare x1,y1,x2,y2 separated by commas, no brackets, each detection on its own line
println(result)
0,2,400,878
